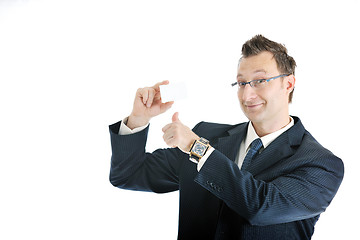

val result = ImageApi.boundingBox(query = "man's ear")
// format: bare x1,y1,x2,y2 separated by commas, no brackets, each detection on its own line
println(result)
286,74,295,92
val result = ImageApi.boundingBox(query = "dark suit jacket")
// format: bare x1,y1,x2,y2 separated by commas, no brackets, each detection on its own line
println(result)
109,116,344,240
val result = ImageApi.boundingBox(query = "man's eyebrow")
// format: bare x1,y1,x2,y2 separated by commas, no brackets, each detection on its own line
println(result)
253,69,267,74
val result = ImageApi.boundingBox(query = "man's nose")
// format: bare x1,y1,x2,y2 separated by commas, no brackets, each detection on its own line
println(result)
240,84,257,101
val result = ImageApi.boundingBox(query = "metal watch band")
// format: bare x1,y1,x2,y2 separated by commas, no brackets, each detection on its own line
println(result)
198,137,209,145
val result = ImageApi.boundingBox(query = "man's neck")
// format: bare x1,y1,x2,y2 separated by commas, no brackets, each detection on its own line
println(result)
252,116,291,137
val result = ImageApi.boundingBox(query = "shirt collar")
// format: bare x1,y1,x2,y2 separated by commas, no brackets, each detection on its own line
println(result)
245,117,294,151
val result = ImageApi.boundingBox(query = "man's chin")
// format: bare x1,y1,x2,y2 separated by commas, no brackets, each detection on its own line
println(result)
244,112,265,123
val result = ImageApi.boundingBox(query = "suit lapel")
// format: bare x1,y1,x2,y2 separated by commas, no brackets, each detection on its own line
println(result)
247,116,306,176
247,133,293,175
212,122,248,162
209,116,306,176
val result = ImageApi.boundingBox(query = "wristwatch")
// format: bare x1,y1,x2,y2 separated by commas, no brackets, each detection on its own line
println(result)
189,137,210,162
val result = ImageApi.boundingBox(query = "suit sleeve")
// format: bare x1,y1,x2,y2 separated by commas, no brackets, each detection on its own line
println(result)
194,148,344,226
109,120,186,193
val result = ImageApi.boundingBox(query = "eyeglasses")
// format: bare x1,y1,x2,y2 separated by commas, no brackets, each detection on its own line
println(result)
231,74,290,89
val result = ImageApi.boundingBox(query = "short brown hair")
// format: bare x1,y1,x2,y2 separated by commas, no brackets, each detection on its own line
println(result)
240,35,297,102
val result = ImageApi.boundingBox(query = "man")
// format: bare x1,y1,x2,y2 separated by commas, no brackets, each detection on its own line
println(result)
109,35,344,239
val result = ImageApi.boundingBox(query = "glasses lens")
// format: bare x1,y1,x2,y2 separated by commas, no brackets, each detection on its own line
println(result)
251,79,266,88
238,82,245,88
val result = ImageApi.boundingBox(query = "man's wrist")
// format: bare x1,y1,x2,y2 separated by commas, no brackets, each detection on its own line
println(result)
127,114,150,130
186,136,200,154
189,137,210,162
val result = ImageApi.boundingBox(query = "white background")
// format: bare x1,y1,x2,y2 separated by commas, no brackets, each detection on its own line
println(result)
1,0,359,239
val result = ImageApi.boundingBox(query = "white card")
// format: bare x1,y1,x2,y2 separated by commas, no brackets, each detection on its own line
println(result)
160,82,188,102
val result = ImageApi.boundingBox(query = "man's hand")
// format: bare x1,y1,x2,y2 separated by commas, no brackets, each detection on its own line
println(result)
127,80,174,129
162,112,199,153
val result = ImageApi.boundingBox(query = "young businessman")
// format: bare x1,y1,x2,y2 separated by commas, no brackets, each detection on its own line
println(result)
109,35,344,239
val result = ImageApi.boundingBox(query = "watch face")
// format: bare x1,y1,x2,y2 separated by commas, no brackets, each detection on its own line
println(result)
193,143,206,155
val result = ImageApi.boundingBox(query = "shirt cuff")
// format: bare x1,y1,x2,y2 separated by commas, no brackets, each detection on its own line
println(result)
197,147,215,172
119,117,149,135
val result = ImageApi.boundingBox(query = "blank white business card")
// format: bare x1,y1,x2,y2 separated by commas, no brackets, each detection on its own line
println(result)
160,82,188,102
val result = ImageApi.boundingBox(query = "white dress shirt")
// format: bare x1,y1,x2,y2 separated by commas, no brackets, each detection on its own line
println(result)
118,117,294,172
119,117,149,135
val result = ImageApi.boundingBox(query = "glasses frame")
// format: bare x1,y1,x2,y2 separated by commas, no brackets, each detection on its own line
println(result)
231,73,291,88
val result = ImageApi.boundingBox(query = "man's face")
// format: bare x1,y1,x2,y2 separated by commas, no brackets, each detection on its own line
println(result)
237,51,292,125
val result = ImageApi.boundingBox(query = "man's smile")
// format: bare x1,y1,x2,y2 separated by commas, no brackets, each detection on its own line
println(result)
244,102,264,109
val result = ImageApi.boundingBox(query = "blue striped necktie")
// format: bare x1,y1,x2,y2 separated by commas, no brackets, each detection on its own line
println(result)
241,138,263,170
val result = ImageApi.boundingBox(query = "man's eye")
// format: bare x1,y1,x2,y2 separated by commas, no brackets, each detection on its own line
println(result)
251,79,267,88
256,79,266,83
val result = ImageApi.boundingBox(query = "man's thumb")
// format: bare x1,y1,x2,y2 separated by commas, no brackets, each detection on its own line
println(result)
172,112,180,123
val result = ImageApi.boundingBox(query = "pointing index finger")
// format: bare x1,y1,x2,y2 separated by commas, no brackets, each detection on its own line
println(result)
153,80,170,91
